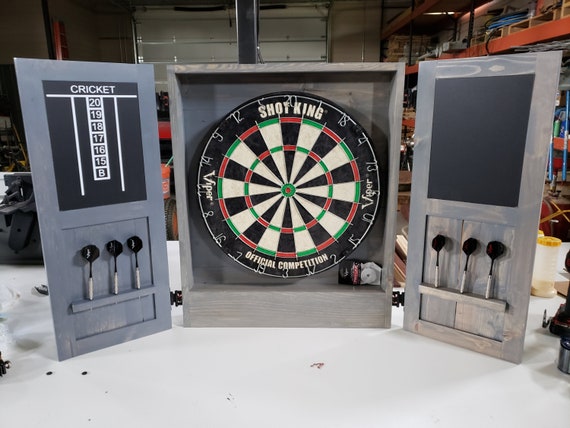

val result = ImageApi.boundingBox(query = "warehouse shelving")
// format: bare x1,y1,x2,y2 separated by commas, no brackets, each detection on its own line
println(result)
387,1,570,138
381,0,488,40
383,1,570,74
444,14,570,59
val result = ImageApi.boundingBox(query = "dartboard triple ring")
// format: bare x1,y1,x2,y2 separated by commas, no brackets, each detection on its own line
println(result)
196,92,381,278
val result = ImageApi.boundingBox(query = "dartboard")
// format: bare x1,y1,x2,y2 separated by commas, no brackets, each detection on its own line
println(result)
196,92,381,278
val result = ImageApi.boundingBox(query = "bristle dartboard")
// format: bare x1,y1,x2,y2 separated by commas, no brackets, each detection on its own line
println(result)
196,92,381,278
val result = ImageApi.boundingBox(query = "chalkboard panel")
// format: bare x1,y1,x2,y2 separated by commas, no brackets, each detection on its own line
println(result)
43,81,147,211
15,59,171,360
427,74,534,207
404,52,562,364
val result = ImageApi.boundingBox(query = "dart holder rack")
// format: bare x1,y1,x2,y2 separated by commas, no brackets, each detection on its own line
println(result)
15,59,172,361
403,52,562,363
168,62,405,328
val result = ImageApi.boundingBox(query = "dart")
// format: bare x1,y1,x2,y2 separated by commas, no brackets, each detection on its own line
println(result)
80,244,100,300
126,236,143,289
459,238,478,293
485,241,505,299
106,240,123,295
431,234,446,287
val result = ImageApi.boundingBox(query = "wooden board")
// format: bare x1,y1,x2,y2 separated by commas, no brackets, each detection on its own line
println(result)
403,52,562,364
168,62,405,328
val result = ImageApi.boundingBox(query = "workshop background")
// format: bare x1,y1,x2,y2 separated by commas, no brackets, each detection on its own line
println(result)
0,0,569,243
1,3,570,425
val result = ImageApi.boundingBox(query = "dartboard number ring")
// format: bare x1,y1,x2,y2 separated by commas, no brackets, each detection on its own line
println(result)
196,92,381,278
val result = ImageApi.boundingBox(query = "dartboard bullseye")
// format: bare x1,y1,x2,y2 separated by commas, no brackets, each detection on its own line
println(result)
196,92,381,278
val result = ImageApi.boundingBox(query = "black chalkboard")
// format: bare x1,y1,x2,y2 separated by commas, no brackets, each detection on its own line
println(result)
43,81,147,211
427,74,534,207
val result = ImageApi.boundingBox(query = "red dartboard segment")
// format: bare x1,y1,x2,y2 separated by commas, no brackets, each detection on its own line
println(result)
219,156,229,177
307,151,321,162
316,237,337,252
258,150,271,161
219,198,230,219
238,234,257,251
244,169,254,183
276,251,297,258
322,126,342,143
239,125,258,141
306,219,318,229
349,160,360,181
257,217,270,228
196,91,382,278
244,195,253,209
346,202,359,223
280,117,302,124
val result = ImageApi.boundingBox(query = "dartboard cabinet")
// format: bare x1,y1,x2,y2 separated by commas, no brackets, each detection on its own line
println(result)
168,63,405,327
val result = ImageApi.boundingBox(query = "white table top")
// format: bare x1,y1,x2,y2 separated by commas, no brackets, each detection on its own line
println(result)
1,241,569,428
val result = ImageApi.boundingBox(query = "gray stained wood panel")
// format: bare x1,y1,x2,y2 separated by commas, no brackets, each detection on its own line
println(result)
14,58,172,360
403,52,562,364
168,62,404,328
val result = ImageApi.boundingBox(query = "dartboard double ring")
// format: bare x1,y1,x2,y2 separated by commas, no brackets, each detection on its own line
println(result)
196,92,381,278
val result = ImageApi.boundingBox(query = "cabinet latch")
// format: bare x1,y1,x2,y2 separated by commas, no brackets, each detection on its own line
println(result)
170,290,183,307
392,291,405,307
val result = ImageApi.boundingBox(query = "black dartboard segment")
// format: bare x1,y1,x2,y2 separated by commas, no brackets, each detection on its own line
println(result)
196,92,381,278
